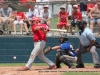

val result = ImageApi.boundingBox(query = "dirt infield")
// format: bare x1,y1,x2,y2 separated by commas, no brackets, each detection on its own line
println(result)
0,66,100,75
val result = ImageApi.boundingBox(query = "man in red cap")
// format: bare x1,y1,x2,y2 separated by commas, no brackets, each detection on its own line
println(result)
18,17,55,71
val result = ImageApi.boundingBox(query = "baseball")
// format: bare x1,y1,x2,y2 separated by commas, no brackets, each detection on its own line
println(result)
13,56,16,60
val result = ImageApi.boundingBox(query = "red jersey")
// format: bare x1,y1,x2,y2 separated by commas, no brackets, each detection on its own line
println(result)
31,24,49,42
14,11,25,20
58,11,68,23
87,2,95,12
72,11,82,20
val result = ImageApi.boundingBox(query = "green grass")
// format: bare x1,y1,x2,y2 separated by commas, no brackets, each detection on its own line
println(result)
0,63,94,67
62,72,100,75
0,63,48,66
50,17,58,29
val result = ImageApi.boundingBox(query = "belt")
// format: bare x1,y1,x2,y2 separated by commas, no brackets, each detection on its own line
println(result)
84,45,90,48
35,40,41,42
35,40,44,42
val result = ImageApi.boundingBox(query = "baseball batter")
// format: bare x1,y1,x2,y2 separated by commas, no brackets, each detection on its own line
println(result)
18,17,55,71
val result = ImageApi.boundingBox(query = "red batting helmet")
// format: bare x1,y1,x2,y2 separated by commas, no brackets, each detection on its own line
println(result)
32,17,40,22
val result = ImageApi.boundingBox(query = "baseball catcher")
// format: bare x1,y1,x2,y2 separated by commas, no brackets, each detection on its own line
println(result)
44,34,77,69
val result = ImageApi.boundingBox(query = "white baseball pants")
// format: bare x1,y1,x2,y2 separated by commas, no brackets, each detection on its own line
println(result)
25,40,54,69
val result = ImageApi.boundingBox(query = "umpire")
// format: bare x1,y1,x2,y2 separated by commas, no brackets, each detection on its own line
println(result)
76,20,100,68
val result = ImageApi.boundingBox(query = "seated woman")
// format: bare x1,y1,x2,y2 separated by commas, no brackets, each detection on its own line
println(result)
89,1,100,36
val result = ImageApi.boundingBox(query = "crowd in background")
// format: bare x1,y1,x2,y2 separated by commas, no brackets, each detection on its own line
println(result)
0,0,99,36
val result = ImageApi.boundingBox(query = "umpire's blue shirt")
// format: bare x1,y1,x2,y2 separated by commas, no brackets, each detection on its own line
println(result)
78,27,96,47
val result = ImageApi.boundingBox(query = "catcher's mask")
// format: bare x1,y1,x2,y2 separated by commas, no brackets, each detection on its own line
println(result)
59,34,68,44
77,20,87,32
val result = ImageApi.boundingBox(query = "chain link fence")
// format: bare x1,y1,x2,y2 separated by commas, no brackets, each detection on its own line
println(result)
0,0,98,36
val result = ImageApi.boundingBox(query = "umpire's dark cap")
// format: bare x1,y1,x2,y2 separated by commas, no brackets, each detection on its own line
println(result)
77,20,87,26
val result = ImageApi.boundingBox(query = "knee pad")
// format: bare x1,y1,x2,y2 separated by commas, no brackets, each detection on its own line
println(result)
56,52,62,58
59,56,64,61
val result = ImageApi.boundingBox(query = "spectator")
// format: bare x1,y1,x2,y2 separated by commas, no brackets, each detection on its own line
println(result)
40,5,51,27
87,0,95,14
89,0,100,36
19,0,31,9
20,0,28,3
13,11,29,35
87,0,97,15
57,6,69,35
0,2,13,34
80,2,87,16
67,2,73,20
70,5,82,35
24,5,38,29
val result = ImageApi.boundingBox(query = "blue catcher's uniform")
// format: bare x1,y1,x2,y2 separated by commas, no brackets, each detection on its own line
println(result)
60,41,77,57
56,41,77,68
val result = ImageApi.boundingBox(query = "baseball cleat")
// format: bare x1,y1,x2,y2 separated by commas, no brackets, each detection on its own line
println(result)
76,63,85,68
17,66,30,71
94,64,100,68
47,64,56,69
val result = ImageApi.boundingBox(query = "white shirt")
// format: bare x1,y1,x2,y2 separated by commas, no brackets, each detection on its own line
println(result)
40,9,51,19
67,4,73,16
25,9,38,20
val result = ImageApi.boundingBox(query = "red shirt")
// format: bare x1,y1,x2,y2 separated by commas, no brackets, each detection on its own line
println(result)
72,11,82,20
78,4,80,12
58,11,68,23
20,0,27,2
31,24,49,42
87,2,95,12
14,11,25,20
20,0,36,2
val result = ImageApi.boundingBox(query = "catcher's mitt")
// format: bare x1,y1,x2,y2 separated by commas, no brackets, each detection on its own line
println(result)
44,46,51,55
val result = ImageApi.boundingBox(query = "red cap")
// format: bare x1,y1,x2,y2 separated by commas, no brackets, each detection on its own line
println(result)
32,17,40,22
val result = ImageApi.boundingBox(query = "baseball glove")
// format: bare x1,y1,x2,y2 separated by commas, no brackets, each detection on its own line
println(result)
44,46,51,55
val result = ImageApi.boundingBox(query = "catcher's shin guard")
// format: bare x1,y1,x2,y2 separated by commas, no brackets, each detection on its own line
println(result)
55,53,62,68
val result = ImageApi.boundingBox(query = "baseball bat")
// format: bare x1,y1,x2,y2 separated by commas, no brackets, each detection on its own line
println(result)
50,29,67,32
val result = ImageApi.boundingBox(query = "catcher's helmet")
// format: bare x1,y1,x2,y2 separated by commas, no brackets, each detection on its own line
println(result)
59,34,68,43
